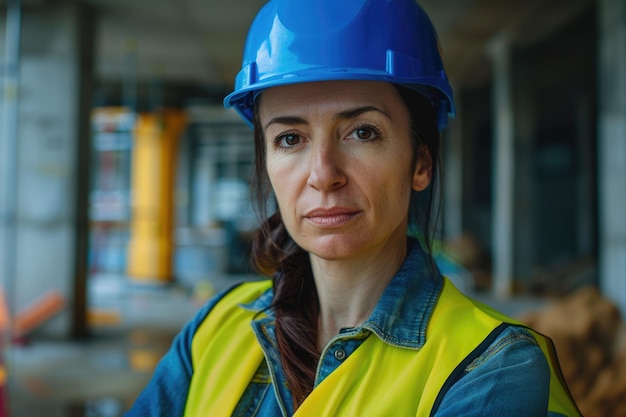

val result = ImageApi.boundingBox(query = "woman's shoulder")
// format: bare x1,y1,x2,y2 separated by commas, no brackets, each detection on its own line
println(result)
464,324,547,373
433,324,550,416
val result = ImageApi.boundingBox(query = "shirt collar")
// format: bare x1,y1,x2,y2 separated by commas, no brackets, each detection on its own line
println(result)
242,238,443,349
361,239,443,349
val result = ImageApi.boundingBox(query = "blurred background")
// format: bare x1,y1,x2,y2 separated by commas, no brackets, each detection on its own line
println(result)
0,0,625,416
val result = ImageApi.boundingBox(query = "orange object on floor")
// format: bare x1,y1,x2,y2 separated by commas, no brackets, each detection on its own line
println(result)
0,291,9,334
13,291,66,339
0,289,65,416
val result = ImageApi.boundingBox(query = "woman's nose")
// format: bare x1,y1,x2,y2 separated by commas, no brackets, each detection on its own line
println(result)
306,143,347,191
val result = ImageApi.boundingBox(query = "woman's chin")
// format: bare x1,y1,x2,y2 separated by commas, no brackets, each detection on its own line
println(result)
299,235,370,262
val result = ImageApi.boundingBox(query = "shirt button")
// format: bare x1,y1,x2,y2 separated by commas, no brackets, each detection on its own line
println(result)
334,349,346,361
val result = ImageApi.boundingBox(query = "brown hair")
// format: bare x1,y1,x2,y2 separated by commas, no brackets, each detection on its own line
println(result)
250,85,441,407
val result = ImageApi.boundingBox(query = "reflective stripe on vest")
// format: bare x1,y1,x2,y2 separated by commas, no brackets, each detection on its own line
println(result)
184,278,581,416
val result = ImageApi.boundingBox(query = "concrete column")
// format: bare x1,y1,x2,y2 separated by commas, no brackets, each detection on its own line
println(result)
488,34,515,299
576,98,595,257
0,0,22,320
598,0,626,316
512,64,535,284
0,4,94,337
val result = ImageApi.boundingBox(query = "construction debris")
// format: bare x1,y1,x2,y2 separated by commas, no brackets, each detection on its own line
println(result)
519,286,626,417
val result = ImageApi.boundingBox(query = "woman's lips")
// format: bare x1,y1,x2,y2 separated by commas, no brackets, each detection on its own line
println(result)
304,207,361,227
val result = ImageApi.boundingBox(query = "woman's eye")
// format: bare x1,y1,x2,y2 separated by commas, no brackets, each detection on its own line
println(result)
275,133,301,148
350,126,379,141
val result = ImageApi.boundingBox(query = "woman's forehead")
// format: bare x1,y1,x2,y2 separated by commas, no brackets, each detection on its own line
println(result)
257,80,405,120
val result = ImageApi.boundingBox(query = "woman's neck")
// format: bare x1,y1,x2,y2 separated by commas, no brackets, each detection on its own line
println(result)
310,236,408,351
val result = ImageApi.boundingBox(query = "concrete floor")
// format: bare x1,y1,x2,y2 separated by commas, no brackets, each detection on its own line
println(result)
3,274,546,417
4,273,255,417
7,328,171,417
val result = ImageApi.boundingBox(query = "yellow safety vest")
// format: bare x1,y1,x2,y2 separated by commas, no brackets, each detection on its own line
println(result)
184,279,581,416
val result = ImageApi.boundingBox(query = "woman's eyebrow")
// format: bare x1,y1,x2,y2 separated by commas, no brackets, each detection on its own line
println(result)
335,105,391,121
264,116,307,131
263,105,391,131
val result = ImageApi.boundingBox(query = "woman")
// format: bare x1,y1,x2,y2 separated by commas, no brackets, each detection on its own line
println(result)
127,1,581,416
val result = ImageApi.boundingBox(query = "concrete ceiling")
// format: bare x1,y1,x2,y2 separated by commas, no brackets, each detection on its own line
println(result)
85,0,594,94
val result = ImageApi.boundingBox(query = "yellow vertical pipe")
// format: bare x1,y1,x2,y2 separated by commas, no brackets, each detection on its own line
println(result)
127,110,186,283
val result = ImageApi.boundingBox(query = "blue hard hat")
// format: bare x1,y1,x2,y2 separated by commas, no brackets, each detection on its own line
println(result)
224,0,456,130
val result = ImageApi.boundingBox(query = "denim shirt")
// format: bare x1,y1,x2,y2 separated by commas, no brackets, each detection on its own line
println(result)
126,240,552,417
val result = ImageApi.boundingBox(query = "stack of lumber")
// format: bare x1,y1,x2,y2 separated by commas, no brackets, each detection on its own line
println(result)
520,287,626,417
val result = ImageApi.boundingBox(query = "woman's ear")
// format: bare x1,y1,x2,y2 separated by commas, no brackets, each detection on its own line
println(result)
412,148,432,191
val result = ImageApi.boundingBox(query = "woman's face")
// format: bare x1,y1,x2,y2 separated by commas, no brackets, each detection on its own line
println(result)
258,80,431,261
